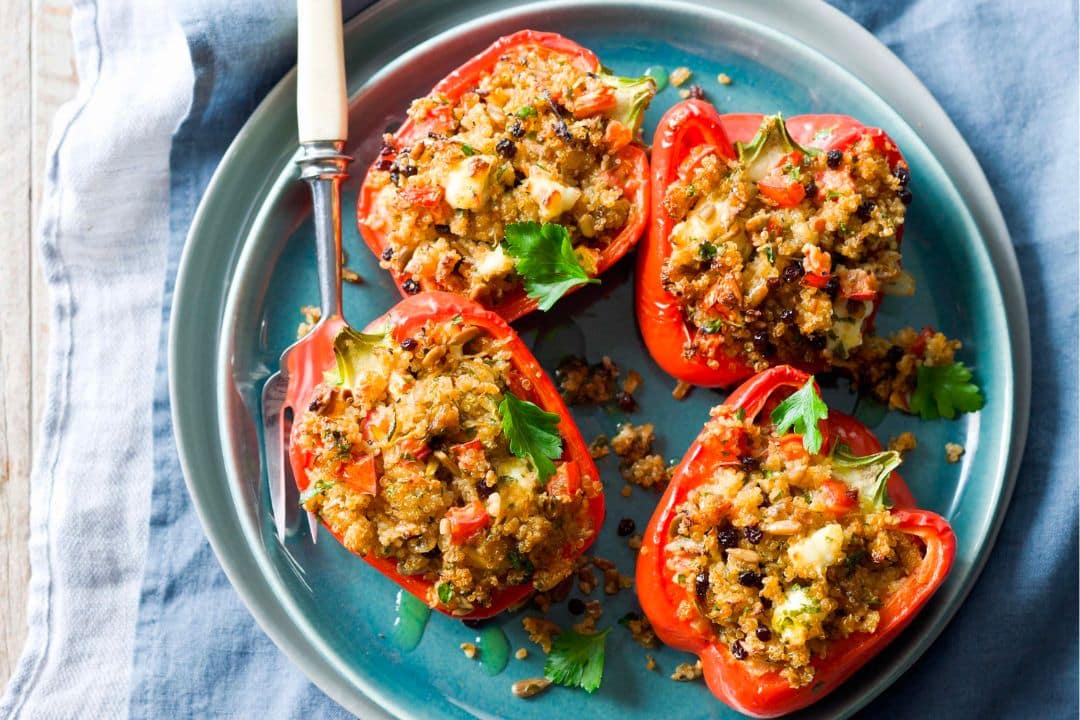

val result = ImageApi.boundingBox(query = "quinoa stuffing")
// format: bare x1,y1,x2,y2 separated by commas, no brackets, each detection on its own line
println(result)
611,422,672,489
294,318,599,615
662,405,923,688
362,44,655,307
661,115,913,373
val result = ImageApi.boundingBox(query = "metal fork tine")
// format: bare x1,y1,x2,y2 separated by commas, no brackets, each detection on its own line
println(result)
261,371,289,543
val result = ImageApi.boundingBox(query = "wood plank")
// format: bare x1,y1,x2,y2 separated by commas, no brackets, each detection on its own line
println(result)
0,0,76,687
0,0,34,686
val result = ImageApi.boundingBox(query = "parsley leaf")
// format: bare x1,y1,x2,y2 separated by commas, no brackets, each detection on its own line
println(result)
437,582,453,604
516,105,537,118
909,361,985,420
461,143,475,157
698,241,718,261
544,627,612,693
499,390,563,482
771,377,829,453
503,222,598,311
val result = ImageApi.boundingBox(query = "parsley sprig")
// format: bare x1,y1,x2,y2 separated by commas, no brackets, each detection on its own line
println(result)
771,377,829,454
503,221,598,311
909,361,985,420
498,391,563,483
544,627,611,693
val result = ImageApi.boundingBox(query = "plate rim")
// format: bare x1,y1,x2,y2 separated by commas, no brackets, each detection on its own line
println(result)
170,1,1031,717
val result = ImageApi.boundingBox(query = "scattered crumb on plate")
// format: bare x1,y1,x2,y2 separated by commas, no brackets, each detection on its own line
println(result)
671,659,704,682
669,66,692,87
889,431,918,454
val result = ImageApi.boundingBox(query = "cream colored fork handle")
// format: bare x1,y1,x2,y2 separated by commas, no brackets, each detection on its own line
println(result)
296,0,348,143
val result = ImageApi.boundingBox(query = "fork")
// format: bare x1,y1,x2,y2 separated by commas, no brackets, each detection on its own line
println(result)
261,0,351,543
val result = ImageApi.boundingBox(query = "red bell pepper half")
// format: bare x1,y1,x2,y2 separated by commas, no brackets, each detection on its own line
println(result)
636,365,953,717
636,100,908,387
357,30,651,322
289,292,605,619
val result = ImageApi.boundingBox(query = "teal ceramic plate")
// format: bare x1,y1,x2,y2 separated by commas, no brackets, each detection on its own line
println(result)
170,1,1030,717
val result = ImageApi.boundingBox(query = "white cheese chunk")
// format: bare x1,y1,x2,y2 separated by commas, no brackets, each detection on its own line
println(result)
474,244,516,280
787,523,845,579
524,173,581,221
771,584,825,645
828,299,874,355
494,457,536,518
443,154,496,210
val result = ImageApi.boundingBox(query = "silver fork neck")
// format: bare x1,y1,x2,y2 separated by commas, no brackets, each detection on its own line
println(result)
297,140,352,321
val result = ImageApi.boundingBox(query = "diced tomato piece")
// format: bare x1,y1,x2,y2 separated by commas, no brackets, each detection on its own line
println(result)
757,178,805,207
572,87,617,118
362,406,395,443
401,437,431,461
817,478,858,515
776,433,809,463
451,439,486,474
677,145,719,182
803,271,831,289
341,454,378,495
603,119,633,152
838,268,879,300
910,327,935,357
445,499,490,545
547,460,582,499
419,103,455,133
776,150,804,169
802,246,832,288
702,274,744,318
399,184,444,208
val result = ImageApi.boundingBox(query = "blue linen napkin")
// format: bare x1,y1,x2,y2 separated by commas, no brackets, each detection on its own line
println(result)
4,1,1075,718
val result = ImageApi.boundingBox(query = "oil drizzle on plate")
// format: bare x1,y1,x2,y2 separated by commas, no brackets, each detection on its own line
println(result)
475,625,510,676
392,589,431,651
644,66,668,91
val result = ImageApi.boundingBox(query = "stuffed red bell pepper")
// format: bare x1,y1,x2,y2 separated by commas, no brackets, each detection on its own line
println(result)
637,100,914,388
636,365,954,717
358,30,656,321
290,292,604,619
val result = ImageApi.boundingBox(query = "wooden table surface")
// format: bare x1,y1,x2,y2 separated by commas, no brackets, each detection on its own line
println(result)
1,0,78,688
